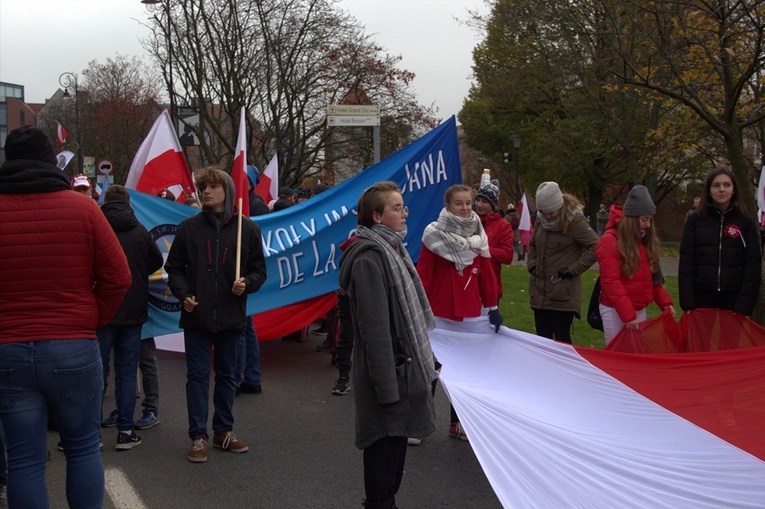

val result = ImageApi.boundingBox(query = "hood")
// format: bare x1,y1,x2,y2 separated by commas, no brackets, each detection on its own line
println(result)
101,201,139,232
339,236,357,252
338,238,381,292
202,170,237,223
479,211,503,226
605,204,624,230
0,159,71,194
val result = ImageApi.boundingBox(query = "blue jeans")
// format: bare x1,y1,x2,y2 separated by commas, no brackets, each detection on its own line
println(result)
236,317,261,387
97,324,142,432
0,340,104,509
184,328,239,439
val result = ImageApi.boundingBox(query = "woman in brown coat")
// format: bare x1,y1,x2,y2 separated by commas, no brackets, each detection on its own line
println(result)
528,182,599,343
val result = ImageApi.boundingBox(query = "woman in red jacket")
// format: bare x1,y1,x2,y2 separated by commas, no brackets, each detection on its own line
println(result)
595,185,675,345
474,179,515,299
417,184,503,441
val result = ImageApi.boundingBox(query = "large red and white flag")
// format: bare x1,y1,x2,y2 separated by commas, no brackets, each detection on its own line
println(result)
254,154,279,203
430,320,765,508
518,191,531,231
56,122,68,147
231,107,249,217
125,110,195,203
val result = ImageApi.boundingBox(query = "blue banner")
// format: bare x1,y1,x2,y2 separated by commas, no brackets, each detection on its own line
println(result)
131,116,461,338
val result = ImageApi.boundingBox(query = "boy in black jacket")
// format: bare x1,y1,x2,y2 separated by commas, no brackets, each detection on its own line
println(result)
165,168,267,463
98,185,164,450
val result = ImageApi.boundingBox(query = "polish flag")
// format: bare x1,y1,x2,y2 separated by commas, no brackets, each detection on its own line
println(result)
231,107,249,217
56,122,68,147
254,154,279,203
430,322,765,508
518,192,531,231
125,110,195,203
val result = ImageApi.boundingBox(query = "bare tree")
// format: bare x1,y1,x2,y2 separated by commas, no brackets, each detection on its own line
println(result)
143,0,436,185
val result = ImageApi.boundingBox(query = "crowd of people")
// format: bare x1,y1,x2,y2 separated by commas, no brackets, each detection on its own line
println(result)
0,124,762,508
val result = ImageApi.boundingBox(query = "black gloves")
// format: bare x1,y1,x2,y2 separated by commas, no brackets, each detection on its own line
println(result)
488,309,503,333
557,267,573,279
528,266,536,276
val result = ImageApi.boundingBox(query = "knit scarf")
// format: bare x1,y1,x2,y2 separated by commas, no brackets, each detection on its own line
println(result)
356,224,438,383
422,208,490,275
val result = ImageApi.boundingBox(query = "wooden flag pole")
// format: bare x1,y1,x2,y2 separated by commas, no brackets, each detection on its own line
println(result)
236,197,243,279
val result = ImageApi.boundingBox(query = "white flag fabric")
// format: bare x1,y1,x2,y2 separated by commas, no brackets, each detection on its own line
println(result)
254,154,279,203
430,320,765,509
518,192,531,231
56,151,75,171
125,110,195,203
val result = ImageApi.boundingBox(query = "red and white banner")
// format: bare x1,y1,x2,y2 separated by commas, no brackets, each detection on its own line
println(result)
430,319,765,509
254,154,279,203
518,192,531,231
231,107,249,217
125,110,195,203
56,122,68,147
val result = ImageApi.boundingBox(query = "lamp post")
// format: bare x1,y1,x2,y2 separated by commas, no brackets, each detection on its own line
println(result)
512,133,522,203
142,0,176,131
59,72,82,174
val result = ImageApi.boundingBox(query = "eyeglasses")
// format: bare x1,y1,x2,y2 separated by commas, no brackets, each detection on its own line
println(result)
390,205,409,217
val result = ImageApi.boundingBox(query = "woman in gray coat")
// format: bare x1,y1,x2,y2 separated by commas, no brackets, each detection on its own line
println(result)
528,182,599,343
338,181,438,509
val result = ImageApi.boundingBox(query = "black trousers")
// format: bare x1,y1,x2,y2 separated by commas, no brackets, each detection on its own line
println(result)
335,293,354,377
533,309,575,344
363,436,408,507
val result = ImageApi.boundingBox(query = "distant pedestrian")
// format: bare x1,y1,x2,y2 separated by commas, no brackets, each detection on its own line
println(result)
596,203,608,236
165,167,267,463
0,126,131,507
506,204,522,260
685,196,701,222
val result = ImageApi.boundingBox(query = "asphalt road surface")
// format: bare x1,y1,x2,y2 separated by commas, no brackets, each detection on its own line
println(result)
43,331,502,509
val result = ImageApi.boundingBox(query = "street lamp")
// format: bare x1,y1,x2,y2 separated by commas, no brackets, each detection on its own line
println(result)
59,72,82,174
512,133,522,203
142,0,176,131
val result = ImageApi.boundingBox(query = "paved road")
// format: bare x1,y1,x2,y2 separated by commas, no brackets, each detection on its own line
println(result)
44,332,502,509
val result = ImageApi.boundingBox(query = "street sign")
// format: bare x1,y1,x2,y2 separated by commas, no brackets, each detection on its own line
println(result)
97,159,113,175
327,104,379,116
327,115,380,127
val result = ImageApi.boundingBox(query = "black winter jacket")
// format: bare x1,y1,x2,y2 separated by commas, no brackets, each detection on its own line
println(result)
101,201,164,325
679,208,761,315
165,172,267,333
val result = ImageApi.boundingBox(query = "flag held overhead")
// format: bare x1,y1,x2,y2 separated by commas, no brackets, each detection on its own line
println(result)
125,110,195,203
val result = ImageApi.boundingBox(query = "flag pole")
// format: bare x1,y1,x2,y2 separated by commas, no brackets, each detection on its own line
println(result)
236,197,243,279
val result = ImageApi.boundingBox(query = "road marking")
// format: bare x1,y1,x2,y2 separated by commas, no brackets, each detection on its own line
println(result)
105,466,147,509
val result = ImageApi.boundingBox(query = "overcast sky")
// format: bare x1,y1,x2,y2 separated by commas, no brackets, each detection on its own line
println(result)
0,0,486,122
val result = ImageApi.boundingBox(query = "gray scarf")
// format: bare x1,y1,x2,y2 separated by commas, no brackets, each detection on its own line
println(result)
421,208,490,275
356,224,438,383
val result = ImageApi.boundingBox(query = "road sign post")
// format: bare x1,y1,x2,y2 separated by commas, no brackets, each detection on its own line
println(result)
326,104,382,163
